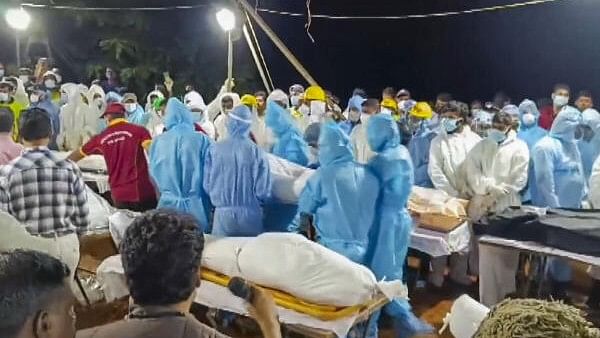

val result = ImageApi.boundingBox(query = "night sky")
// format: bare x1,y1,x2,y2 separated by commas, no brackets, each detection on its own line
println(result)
1,0,599,103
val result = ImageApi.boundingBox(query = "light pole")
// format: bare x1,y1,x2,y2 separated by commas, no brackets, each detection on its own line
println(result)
5,8,31,68
216,8,235,92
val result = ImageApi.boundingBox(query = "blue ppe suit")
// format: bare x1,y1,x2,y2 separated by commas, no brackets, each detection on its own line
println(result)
127,104,151,127
265,101,310,166
532,107,585,282
517,99,548,203
578,108,600,181
407,121,436,188
288,122,379,265
365,114,433,338
32,92,61,150
203,105,273,236
149,98,213,232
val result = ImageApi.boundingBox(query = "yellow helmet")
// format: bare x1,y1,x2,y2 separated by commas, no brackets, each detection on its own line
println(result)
240,94,257,108
410,102,433,119
381,98,398,112
304,85,326,102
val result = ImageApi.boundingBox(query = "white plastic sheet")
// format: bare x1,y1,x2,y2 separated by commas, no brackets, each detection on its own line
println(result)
237,233,388,307
94,255,362,337
266,153,315,204
108,210,139,248
441,295,489,338
410,222,471,257
85,185,115,234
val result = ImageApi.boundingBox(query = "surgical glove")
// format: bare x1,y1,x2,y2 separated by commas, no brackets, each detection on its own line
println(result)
489,184,510,197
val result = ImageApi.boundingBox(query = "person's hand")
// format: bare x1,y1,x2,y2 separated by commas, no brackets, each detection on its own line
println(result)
247,286,280,338
489,184,510,196
164,78,174,93
223,78,235,90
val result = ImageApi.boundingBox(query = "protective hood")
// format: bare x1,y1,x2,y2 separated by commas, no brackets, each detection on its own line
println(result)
227,105,253,138
318,121,354,166
265,101,301,136
518,99,540,117
87,84,106,101
218,92,241,115
549,106,582,141
367,113,401,153
501,104,520,119
164,98,195,131
582,108,600,134
185,91,207,122
346,95,366,112
146,89,165,104
61,83,80,103
267,89,289,108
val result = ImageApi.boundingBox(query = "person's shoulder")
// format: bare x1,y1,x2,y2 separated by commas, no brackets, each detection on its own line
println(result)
182,316,231,338
532,135,557,152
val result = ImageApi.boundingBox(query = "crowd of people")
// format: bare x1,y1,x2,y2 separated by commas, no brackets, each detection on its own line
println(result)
1,60,600,337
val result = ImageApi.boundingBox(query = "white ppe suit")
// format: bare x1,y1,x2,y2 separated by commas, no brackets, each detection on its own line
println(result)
57,83,93,151
212,92,241,141
463,130,530,306
350,114,376,164
427,125,481,287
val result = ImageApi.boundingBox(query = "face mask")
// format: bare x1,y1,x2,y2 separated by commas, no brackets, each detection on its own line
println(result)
223,108,232,115
44,79,56,89
19,75,29,83
553,94,569,108
349,110,361,122
522,113,536,126
290,95,300,107
442,118,460,133
94,98,104,110
310,101,326,118
0,93,9,102
125,103,137,113
487,128,508,143
30,94,40,104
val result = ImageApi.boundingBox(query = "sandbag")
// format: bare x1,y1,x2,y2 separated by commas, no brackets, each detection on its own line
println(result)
201,235,249,277
267,153,315,204
237,233,380,307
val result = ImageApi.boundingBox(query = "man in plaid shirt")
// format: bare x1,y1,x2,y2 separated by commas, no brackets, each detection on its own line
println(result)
0,107,89,287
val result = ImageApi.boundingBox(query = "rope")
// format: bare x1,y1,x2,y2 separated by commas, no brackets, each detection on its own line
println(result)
304,0,315,43
244,10,275,91
257,0,570,20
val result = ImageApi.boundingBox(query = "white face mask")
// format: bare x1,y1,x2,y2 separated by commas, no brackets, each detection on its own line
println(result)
44,79,56,89
125,103,137,113
522,113,536,126
553,94,569,108
19,75,29,83
0,93,9,102
30,94,40,104
349,110,361,122
290,95,301,107
309,101,326,118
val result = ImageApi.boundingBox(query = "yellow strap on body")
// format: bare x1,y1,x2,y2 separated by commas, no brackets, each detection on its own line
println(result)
200,269,371,321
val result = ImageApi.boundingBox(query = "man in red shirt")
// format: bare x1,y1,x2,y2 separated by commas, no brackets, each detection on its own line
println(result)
68,103,157,211
539,83,571,130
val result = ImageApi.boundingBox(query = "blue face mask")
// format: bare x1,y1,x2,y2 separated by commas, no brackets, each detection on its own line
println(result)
442,118,460,133
487,128,508,143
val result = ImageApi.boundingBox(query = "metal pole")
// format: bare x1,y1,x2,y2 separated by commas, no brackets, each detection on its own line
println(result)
15,32,21,68
243,24,271,93
227,31,233,92
237,0,318,86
